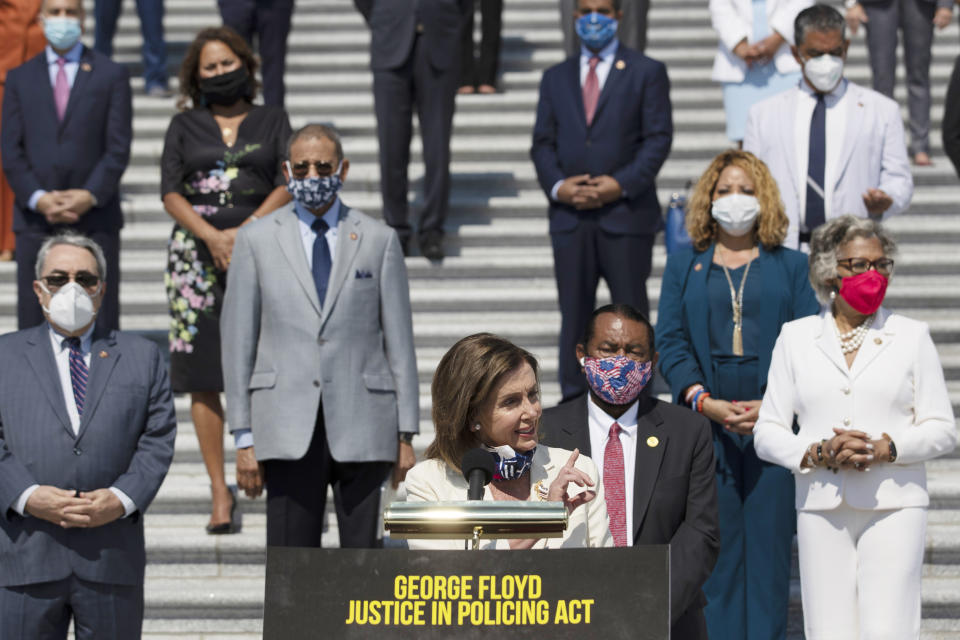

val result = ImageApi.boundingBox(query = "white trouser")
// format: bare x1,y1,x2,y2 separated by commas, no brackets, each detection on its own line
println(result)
797,502,926,640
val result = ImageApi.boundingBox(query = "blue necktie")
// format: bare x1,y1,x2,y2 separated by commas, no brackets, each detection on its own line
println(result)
64,337,87,415
806,94,826,233
311,217,332,309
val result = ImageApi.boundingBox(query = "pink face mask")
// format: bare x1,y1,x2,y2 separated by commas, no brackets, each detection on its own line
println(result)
838,270,888,315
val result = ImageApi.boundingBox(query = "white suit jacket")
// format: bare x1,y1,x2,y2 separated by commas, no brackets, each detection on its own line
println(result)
743,82,913,249
754,308,957,511
404,446,614,549
709,0,811,83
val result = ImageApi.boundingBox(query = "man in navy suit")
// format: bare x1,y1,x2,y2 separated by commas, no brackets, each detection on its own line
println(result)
0,232,176,638
531,0,673,401
1,0,132,331
354,0,471,260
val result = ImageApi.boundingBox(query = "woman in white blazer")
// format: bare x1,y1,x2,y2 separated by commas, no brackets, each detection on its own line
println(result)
405,333,613,550
754,216,956,639
710,0,811,142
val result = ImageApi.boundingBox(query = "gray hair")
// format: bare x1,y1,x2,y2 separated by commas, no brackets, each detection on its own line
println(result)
808,215,898,305
285,123,343,164
35,231,108,281
795,4,846,46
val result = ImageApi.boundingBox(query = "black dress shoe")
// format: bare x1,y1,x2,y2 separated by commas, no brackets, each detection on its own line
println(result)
421,236,444,261
207,485,242,534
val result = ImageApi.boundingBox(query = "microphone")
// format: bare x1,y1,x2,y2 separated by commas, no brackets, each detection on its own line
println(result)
461,448,496,501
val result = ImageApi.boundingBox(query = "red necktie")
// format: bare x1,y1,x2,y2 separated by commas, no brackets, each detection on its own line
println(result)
54,58,69,121
583,55,600,126
603,422,627,547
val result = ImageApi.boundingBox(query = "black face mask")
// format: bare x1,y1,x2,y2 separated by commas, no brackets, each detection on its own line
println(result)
198,67,250,106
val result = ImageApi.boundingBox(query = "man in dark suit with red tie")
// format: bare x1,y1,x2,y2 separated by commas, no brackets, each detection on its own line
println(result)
541,304,719,639
530,0,673,401
1,0,132,331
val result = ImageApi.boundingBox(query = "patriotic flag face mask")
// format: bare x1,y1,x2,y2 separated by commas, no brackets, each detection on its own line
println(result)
580,355,652,405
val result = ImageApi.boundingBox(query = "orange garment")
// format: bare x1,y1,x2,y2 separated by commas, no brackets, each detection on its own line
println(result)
0,0,45,254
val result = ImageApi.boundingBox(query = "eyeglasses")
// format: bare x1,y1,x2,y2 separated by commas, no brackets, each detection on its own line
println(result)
288,160,339,179
836,258,895,276
41,271,101,291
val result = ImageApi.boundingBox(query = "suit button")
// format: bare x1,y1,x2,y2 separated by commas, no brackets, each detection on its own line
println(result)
416,23,424,33
313,380,321,388
585,139,591,147
843,418,851,426
842,387,851,395
73,448,81,456
317,338,326,345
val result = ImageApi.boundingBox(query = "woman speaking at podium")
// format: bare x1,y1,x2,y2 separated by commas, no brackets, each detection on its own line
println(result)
404,333,613,549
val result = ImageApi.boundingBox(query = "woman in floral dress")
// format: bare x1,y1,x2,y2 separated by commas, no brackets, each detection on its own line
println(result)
161,26,291,533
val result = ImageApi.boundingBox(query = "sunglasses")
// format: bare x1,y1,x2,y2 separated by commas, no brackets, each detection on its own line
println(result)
41,271,101,291
288,160,340,180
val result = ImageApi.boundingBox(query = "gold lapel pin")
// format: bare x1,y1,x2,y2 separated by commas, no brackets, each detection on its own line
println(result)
81,63,92,72
874,338,882,344
99,350,108,358
647,436,659,448
694,263,703,271
350,232,357,241
615,60,626,70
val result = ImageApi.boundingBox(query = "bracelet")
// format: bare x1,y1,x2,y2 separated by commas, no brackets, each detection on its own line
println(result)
690,389,704,410
804,444,818,468
696,391,711,413
817,440,825,464
684,384,704,405
882,432,898,463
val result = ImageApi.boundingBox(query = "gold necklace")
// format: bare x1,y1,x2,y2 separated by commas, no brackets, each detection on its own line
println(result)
716,245,757,356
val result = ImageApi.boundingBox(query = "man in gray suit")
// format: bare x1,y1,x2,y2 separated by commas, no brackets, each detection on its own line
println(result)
222,124,419,548
354,0,471,260
0,232,177,638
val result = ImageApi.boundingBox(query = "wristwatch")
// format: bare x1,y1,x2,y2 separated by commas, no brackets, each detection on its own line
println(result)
399,432,415,444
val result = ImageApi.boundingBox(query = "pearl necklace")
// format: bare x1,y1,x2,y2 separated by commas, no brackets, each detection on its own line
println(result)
835,314,874,354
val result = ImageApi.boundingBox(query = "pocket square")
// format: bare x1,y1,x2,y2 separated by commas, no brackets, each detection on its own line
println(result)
355,269,373,279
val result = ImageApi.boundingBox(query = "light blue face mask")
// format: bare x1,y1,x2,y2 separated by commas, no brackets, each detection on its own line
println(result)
575,12,619,52
44,17,82,51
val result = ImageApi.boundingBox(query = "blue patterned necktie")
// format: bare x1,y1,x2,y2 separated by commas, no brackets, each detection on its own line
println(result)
311,217,332,309
806,94,826,233
64,337,88,415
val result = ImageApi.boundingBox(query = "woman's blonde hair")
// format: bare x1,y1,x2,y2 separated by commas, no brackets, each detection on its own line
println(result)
685,150,789,251
425,334,540,472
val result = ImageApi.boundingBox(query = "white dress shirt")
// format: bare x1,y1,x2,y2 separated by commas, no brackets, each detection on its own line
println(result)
549,39,621,202
232,197,342,450
587,394,638,545
793,78,849,228
14,324,136,517
28,43,85,212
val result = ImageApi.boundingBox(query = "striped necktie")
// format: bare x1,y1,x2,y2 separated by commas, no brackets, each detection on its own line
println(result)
64,337,88,415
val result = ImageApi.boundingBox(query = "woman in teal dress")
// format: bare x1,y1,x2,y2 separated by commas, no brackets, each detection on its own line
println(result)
657,150,819,640
161,26,291,533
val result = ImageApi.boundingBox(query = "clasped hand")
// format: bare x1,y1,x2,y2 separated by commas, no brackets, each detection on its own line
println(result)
557,174,623,210
825,427,889,471
25,486,124,528
36,189,96,225
547,449,596,514
702,398,761,436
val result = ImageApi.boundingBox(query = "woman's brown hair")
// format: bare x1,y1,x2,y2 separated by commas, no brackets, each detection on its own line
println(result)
425,334,540,472
685,150,789,251
176,26,260,111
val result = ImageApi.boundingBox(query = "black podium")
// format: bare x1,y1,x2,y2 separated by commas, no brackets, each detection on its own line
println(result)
264,546,669,639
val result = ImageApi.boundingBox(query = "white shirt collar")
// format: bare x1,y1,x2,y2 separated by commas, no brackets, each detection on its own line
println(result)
586,394,640,436
48,321,95,354
798,76,848,105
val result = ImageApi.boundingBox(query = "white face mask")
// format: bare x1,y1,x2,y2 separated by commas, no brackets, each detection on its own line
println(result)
711,194,760,236
40,281,99,333
803,54,844,93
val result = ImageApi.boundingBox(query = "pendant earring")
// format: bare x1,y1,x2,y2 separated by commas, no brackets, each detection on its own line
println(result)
471,423,481,432
830,290,837,300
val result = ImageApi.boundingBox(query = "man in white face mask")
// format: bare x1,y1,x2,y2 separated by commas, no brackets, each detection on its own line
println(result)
742,3,912,251
0,231,176,638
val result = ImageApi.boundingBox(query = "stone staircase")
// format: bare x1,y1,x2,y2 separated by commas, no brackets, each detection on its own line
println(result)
0,0,958,636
